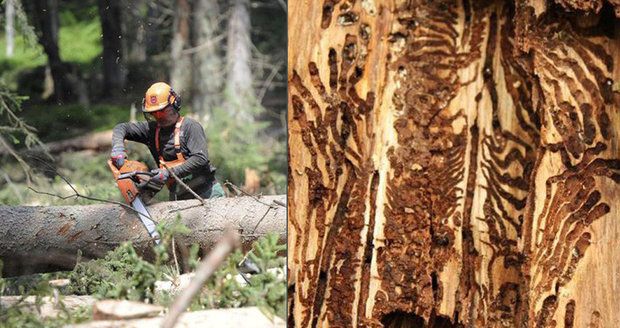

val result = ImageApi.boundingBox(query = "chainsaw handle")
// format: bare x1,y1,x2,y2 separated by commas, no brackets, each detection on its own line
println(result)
137,176,166,191
117,171,156,180
136,179,150,189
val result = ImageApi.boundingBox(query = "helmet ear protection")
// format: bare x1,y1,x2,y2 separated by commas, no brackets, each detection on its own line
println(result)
168,88,181,111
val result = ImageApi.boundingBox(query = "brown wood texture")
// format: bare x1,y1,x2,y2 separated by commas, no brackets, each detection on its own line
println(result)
287,1,620,327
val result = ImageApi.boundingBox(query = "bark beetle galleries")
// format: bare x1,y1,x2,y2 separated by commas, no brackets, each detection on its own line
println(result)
288,0,620,327
290,27,376,326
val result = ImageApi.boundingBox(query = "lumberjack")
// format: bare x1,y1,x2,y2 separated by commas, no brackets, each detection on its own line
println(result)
111,82,225,202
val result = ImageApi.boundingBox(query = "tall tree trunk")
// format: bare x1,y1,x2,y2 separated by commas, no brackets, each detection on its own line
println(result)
5,0,15,57
29,0,69,102
170,0,192,95
225,0,255,123
0,196,286,277
144,4,163,57
192,0,223,120
123,0,147,63
288,1,620,327
98,0,125,95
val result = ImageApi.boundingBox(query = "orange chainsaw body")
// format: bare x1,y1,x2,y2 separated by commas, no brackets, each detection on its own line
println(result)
108,159,150,204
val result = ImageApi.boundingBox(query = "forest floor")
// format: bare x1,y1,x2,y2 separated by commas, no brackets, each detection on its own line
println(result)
0,226,286,327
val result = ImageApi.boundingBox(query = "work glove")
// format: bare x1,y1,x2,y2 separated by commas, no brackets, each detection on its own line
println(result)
149,168,170,186
110,146,126,169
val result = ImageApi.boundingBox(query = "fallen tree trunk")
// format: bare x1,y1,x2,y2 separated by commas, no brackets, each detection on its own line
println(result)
0,295,97,318
0,195,285,276
69,306,285,328
43,130,112,154
0,130,112,156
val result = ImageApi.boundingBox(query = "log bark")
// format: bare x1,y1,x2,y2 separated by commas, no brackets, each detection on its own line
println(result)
0,195,285,276
0,130,112,156
42,130,113,154
92,300,163,320
68,307,285,328
288,0,620,327
0,295,97,318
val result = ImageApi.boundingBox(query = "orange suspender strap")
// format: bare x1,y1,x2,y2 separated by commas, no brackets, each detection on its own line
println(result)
155,116,186,164
173,116,185,161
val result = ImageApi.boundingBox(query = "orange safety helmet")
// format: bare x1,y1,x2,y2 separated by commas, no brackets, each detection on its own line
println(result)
142,82,181,113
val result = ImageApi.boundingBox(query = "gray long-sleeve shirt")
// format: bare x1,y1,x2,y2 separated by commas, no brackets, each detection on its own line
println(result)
112,117,216,179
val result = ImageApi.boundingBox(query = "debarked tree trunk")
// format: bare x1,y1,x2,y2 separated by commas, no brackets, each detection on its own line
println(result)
288,0,620,327
0,195,286,276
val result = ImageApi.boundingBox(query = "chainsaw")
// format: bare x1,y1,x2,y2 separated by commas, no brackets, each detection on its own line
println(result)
108,159,164,244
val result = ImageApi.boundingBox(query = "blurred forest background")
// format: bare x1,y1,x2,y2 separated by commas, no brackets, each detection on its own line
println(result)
0,0,287,205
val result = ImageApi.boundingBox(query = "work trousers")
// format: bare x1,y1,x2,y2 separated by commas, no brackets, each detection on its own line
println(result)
169,177,225,201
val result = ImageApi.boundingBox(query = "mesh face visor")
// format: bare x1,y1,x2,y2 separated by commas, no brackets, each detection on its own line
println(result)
143,106,169,122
